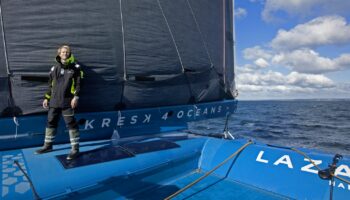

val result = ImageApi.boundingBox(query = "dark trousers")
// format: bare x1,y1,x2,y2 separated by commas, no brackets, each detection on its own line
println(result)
47,107,78,130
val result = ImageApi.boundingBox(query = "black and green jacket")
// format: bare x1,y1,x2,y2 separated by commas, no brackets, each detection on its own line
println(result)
44,55,83,108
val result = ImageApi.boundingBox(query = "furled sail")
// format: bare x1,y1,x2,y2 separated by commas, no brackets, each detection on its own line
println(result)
0,0,235,117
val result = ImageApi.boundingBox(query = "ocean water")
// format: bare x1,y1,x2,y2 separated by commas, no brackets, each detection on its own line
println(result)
189,100,350,156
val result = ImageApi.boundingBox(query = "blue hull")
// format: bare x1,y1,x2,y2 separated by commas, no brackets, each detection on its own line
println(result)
1,135,349,199
1,100,349,199
0,100,237,150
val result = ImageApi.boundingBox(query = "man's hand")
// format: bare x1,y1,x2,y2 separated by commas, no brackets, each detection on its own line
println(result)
42,99,49,109
71,97,79,109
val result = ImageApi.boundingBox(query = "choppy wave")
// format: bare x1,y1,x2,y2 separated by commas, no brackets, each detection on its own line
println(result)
189,100,350,156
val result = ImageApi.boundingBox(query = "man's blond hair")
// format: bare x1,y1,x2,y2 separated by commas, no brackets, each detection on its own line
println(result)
57,45,71,58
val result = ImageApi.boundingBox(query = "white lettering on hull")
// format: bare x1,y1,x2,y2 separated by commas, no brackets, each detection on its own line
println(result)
256,151,269,163
84,120,95,130
301,158,322,174
82,105,232,129
255,150,350,192
273,155,293,169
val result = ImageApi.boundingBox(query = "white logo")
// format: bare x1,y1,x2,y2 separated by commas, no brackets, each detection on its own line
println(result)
256,150,350,191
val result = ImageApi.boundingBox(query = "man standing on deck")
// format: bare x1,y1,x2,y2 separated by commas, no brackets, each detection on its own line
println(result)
35,45,83,160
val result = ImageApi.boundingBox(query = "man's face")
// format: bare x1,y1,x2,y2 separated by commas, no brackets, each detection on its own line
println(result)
60,48,70,60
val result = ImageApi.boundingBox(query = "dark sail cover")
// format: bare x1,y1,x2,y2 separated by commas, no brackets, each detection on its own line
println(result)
0,12,8,116
0,0,235,116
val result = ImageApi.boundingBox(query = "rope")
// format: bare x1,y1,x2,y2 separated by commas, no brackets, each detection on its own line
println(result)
164,140,253,200
185,0,213,67
1,1,18,117
14,160,41,200
331,173,350,185
13,116,19,139
291,148,322,171
119,0,127,81
157,0,197,103
332,173,350,185
157,0,184,73
185,0,226,95
291,148,350,185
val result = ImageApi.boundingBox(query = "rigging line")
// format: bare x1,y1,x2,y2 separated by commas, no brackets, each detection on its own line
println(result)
156,0,184,73
185,0,227,96
291,148,322,171
185,0,213,67
0,0,10,75
157,0,196,102
119,0,127,80
13,116,19,139
14,160,41,200
117,0,127,108
165,140,253,200
0,0,16,116
291,148,350,185
332,173,350,185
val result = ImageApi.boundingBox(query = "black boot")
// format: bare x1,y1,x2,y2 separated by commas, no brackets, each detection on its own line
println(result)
35,128,56,155
66,129,80,160
66,146,79,160
35,143,53,154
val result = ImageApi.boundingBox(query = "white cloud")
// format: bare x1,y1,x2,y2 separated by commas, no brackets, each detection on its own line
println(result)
262,0,350,22
235,68,350,100
236,65,255,73
235,8,247,19
262,0,319,22
272,48,350,74
237,70,286,86
271,16,350,50
243,46,273,60
236,69,335,94
241,16,350,74
286,71,334,88
254,58,270,68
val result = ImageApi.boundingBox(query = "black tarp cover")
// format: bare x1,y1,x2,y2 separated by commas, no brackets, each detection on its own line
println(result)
0,7,8,116
0,0,235,117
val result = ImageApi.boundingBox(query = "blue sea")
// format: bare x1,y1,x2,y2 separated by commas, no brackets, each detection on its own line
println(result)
190,100,350,156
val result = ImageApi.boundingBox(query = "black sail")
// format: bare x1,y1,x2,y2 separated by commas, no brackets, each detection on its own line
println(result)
0,0,235,116
0,6,9,116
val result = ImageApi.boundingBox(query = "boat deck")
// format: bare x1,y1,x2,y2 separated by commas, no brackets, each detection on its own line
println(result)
1,136,349,199
138,172,289,200
57,171,290,200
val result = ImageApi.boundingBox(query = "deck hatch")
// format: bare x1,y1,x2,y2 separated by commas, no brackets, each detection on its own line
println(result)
56,145,133,169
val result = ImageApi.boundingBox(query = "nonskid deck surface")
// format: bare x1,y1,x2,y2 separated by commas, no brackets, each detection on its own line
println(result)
57,171,289,200
1,140,114,200
1,137,205,200
2,136,350,199
144,172,289,200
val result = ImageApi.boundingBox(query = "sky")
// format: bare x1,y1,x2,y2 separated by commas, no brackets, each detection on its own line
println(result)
234,0,350,100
